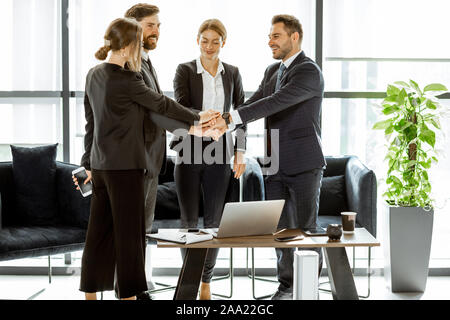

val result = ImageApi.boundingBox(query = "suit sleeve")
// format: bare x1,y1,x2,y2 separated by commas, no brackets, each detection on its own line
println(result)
237,62,322,124
174,64,195,109
232,68,247,153
80,91,93,170
148,112,190,134
128,72,200,125
170,64,200,145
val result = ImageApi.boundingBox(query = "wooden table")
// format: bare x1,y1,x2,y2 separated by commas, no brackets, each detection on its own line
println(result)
153,228,380,300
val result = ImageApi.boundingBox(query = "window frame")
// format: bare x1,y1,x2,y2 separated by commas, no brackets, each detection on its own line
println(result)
1,0,449,161
1,0,450,272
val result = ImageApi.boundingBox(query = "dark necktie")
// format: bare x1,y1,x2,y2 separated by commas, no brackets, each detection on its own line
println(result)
146,58,161,93
275,63,287,92
267,63,287,157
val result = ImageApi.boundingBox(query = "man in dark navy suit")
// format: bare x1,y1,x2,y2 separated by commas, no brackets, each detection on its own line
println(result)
214,14,326,300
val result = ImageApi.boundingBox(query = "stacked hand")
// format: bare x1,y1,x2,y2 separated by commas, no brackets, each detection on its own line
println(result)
189,110,231,141
188,110,245,178
199,109,221,125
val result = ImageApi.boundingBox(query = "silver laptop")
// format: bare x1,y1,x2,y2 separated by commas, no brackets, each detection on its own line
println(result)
203,200,285,238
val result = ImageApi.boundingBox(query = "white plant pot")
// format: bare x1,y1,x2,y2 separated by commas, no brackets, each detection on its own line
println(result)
383,205,434,292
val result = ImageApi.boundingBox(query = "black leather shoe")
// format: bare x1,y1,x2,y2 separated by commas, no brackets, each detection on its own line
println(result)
136,291,155,300
271,289,293,300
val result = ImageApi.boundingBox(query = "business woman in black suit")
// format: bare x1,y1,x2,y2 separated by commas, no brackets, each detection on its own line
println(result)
75,18,218,300
172,19,247,300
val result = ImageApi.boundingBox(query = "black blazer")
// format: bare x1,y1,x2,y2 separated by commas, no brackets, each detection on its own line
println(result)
139,57,190,178
81,63,199,171
237,51,326,175
171,59,246,161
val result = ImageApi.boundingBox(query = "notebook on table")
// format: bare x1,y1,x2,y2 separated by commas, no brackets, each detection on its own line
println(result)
148,230,213,244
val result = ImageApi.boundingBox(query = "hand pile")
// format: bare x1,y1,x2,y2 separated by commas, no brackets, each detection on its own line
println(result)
188,110,245,178
189,110,229,141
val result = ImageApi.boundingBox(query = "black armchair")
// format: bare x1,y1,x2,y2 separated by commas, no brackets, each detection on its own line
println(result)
318,156,377,237
317,155,377,298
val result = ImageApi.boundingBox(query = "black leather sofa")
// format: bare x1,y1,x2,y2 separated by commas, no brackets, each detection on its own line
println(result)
0,156,265,262
0,155,376,265
0,161,90,262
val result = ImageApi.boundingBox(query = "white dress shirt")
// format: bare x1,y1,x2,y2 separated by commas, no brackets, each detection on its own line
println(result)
196,58,245,154
196,57,225,113
230,50,303,125
141,49,149,61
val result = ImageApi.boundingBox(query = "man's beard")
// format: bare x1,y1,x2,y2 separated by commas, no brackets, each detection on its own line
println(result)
144,36,158,50
273,43,292,60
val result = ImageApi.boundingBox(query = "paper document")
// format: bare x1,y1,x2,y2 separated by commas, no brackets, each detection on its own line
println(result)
200,228,219,237
148,230,213,244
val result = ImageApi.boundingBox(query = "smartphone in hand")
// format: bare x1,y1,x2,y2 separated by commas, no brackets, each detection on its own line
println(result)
72,167,92,197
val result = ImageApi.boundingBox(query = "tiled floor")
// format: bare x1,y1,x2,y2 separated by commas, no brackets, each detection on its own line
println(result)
1,273,449,300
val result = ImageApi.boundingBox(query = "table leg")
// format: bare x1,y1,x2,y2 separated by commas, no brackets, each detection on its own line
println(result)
173,248,208,300
323,247,359,300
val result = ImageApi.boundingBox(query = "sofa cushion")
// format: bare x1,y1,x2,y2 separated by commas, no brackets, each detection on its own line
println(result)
0,191,2,229
155,182,180,220
0,162,16,227
0,226,86,261
318,175,348,216
11,144,59,226
55,162,91,228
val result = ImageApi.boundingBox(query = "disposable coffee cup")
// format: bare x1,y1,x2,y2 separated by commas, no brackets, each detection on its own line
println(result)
341,212,357,234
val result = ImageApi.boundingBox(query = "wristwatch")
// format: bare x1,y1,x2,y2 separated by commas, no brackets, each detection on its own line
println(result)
222,112,231,125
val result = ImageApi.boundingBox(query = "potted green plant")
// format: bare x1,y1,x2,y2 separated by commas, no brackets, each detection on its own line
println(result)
373,80,448,292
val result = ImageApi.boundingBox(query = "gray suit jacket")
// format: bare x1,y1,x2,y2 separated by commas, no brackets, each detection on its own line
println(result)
139,57,191,177
237,51,326,175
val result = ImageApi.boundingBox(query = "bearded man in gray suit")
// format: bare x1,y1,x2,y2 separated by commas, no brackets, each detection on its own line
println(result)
123,3,195,300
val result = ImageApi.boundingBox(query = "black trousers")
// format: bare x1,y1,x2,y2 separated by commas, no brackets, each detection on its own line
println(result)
265,168,324,292
79,169,148,299
175,163,231,283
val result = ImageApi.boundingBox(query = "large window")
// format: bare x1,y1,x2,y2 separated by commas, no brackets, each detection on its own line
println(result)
1,0,450,271
322,0,450,267
0,98,63,161
0,0,61,91
68,0,316,161
323,0,450,91
69,0,315,92
0,0,63,161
